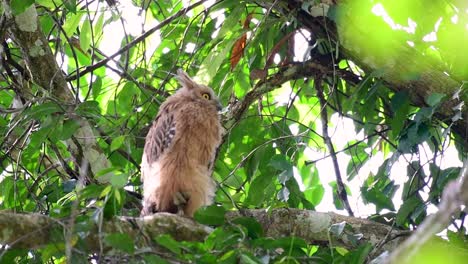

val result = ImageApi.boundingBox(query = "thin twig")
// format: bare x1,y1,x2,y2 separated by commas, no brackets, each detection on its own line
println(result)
315,77,354,216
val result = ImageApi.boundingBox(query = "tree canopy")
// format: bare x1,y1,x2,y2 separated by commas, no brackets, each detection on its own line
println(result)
0,0,467,263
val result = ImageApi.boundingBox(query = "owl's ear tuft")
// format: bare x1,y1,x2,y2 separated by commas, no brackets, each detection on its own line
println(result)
176,69,197,90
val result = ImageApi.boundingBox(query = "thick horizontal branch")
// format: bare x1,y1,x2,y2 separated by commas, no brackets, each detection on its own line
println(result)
0,209,408,256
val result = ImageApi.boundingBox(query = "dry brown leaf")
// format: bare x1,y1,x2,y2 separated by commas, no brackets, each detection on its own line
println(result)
230,34,247,70
229,13,254,70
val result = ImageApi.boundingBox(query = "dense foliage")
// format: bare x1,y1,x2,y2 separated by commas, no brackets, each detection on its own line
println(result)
0,0,467,263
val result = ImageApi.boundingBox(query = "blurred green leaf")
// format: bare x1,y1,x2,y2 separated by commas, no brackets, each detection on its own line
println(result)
232,217,263,239
194,205,226,225
426,93,446,107
80,18,92,52
10,0,35,15
155,234,181,255
396,196,422,226
110,135,125,152
104,233,135,254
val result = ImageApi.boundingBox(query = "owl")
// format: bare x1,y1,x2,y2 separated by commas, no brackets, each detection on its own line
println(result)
140,70,223,217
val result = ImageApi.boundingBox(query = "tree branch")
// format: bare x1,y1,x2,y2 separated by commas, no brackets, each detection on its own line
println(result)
315,77,354,216
224,60,357,127
0,209,408,256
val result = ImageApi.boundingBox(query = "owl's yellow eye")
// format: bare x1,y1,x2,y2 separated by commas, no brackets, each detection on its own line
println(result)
202,93,211,100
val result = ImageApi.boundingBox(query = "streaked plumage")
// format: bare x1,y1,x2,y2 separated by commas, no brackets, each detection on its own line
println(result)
140,70,223,217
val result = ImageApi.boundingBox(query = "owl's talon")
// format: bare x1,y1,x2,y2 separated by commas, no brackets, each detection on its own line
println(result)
174,191,190,215
174,191,190,206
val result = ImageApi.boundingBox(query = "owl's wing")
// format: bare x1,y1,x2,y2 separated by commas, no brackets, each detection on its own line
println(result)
143,104,176,164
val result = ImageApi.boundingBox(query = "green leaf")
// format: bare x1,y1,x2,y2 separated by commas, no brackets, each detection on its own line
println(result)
194,205,226,225
63,0,77,12
80,17,92,51
232,217,264,239
63,12,84,38
397,196,422,226
198,36,239,82
10,0,35,15
155,234,181,255
91,76,103,99
304,185,325,206
28,127,48,147
346,242,373,263
361,186,395,211
245,172,273,206
59,119,81,140
110,173,128,188
103,188,124,219
36,0,63,9
425,93,446,107
390,91,411,138
245,146,264,179
26,102,62,119
104,233,135,254
216,6,243,39
239,253,260,264
346,151,369,181
76,100,101,117
94,12,105,42
336,246,349,256
143,255,171,264
110,135,125,152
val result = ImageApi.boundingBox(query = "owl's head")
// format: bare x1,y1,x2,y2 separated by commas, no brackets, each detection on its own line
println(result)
176,69,223,111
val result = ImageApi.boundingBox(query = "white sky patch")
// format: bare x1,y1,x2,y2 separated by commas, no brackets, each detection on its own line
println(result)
210,9,225,39
294,29,312,62
293,166,305,191
423,32,437,42
289,123,300,135
371,3,417,34
98,0,160,70
185,42,197,53
274,83,294,106
422,17,442,42
273,54,281,64
451,14,458,24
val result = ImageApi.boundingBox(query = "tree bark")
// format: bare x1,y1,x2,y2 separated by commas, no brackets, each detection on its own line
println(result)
0,209,408,257
2,2,112,180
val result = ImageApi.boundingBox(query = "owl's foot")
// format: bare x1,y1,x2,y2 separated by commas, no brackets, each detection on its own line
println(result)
174,191,190,214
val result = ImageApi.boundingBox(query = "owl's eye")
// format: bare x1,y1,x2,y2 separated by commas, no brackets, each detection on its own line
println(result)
201,93,211,100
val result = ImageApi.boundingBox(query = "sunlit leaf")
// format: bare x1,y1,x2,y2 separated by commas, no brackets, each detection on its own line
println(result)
80,17,92,52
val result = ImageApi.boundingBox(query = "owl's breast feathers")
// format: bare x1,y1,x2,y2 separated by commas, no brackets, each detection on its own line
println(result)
143,98,221,166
